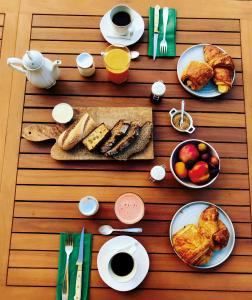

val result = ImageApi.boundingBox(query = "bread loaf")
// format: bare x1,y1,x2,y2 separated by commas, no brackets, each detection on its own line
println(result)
57,113,96,151
113,121,152,160
105,121,140,157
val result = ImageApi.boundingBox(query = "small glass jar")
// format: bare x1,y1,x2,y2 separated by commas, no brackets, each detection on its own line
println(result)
151,80,166,104
76,53,95,77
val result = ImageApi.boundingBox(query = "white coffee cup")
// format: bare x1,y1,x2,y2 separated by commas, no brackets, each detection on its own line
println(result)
76,53,95,77
108,243,137,283
150,165,166,181
110,4,134,36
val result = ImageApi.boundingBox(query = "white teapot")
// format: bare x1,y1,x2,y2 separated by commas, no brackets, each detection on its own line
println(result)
7,50,62,89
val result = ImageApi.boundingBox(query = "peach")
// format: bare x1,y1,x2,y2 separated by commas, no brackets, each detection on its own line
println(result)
174,162,188,179
210,156,219,167
179,144,199,163
188,161,210,184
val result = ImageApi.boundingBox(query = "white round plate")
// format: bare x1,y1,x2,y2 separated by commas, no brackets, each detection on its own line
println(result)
170,201,235,269
100,9,145,47
177,44,235,98
97,235,149,291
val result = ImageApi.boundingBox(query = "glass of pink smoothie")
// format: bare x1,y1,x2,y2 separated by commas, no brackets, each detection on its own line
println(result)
114,193,145,224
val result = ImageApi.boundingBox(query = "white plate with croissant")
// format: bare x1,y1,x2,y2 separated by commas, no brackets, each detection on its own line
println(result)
170,201,235,269
177,44,235,98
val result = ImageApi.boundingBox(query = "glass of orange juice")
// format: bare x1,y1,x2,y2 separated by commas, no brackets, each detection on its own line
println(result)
103,45,131,84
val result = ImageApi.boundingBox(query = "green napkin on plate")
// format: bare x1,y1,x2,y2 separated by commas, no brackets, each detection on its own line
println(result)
148,7,177,57
56,232,92,300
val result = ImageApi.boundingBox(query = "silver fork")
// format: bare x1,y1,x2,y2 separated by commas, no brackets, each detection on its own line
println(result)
62,234,73,300
160,7,169,54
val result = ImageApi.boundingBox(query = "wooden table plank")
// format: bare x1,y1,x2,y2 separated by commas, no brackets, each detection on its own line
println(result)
7,268,252,290
15,185,250,205
31,28,241,45
13,202,252,222
42,54,243,71
10,233,252,256
32,15,240,32
24,95,245,113
29,40,242,58
18,154,248,174
9,250,252,273
2,287,252,300
53,68,243,86
22,108,246,127
11,218,252,238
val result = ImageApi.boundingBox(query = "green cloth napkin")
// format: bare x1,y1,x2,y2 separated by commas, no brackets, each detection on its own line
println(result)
148,7,177,57
56,233,92,300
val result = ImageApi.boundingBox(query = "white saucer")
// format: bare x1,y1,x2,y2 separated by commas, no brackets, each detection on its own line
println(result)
170,201,235,269
100,9,145,47
177,44,235,98
97,235,149,291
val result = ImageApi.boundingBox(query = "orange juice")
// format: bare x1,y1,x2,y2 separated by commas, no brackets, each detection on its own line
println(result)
103,46,131,84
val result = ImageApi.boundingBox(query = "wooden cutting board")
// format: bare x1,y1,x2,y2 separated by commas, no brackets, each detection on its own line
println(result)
22,107,154,160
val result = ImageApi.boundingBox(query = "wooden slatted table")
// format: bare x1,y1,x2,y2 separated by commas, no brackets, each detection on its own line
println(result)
1,0,252,299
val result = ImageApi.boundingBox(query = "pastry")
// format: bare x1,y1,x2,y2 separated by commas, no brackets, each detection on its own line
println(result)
198,205,229,250
204,45,234,93
198,205,219,248
212,220,230,250
113,121,153,161
100,119,130,154
57,113,96,151
83,123,110,152
172,224,212,265
181,61,214,90
172,205,230,266
105,121,141,157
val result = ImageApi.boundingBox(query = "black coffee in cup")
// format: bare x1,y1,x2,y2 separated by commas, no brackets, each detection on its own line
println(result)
112,11,131,26
110,252,134,276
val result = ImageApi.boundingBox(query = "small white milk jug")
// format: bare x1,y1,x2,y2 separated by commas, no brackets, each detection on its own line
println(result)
7,50,62,89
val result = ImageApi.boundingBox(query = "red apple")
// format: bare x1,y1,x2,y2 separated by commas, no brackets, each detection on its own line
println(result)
188,161,210,184
179,144,199,164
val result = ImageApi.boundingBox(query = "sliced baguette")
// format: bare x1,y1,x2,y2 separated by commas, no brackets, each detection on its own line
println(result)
57,113,96,151
113,121,153,161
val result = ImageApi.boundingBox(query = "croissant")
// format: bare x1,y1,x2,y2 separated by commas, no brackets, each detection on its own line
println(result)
181,61,213,91
204,45,234,94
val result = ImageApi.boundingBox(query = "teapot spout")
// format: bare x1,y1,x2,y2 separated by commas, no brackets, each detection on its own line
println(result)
52,59,62,68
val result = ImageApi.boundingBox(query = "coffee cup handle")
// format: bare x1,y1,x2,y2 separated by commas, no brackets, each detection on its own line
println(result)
187,125,195,134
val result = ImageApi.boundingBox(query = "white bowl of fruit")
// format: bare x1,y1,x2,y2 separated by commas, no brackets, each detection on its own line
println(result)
170,139,220,189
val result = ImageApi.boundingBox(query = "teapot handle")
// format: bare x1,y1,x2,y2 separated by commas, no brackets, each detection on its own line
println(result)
7,58,27,74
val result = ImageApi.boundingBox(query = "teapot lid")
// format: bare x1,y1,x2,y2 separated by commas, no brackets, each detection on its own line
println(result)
23,50,43,70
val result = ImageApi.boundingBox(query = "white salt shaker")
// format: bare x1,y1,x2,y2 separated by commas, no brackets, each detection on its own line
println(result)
150,165,166,181
78,196,99,216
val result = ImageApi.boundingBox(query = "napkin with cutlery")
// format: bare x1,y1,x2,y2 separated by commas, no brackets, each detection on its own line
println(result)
148,7,177,57
56,232,92,300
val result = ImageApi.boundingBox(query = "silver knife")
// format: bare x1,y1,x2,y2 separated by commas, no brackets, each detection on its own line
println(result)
74,227,85,300
153,5,160,60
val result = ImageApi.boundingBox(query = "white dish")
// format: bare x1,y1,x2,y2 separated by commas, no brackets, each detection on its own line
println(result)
177,44,235,98
100,8,145,47
170,139,220,189
97,235,149,291
170,201,235,269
